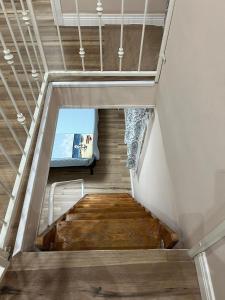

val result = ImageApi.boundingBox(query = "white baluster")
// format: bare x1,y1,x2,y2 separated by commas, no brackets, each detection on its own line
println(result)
25,0,48,73
118,0,125,71
0,219,7,226
138,0,149,71
49,0,66,70
11,0,41,94
0,33,34,122
0,70,30,137
0,108,25,155
96,0,103,71
0,144,19,175
0,0,38,105
75,0,85,71
19,2,44,80
0,181,14,199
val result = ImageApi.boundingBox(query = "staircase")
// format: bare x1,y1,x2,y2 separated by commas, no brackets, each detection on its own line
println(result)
0,194,201,299
36,193,178,251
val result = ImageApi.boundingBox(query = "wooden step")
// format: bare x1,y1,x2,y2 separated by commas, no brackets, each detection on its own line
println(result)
65,211,150,221
84,196,136,202
85,193,132,199
79,198,136,204
71,206,146,213
75,203,141,209
9,249,193,271
54,219,161,250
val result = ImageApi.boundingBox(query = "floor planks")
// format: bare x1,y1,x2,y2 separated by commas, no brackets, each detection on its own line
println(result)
0,250,201,300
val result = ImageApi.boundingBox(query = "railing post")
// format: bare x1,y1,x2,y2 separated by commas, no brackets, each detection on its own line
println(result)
19,0,44,79
0,70,30,136
25,0,49,73
0,181,14,199
138,0,149,71
49,0,67,70
118,0,125,71
11,0,41,94
0,144,19,175
96,0,103,71
0,0,38,105
75,0,85,71
0,108,25,155
0,33,34,121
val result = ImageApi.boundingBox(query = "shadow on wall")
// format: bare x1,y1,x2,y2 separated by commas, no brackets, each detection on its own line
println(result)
178,169,225,248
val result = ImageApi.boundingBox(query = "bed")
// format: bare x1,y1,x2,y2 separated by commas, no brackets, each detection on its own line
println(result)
50,108,100,169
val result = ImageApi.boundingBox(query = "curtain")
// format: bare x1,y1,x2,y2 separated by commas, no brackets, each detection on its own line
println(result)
124,108,154,170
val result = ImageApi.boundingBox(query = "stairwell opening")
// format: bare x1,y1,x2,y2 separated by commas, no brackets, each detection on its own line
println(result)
13,81,156,254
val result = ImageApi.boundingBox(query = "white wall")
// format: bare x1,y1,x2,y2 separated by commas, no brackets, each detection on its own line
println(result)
156,0,225,248
133,111,178,233
154,0,225,297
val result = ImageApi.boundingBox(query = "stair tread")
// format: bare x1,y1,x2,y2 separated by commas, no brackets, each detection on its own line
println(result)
66,211,150,221
71,207,146,213
9,249,192,271
54,219,161,250
76,203,142,208
85,193,132,198
78,199,136,203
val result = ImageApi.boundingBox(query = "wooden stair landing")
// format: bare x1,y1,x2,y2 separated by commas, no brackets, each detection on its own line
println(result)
0,250,201,300
36,193,178,251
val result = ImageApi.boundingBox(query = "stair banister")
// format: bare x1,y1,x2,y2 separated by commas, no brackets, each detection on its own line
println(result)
48,179,84,226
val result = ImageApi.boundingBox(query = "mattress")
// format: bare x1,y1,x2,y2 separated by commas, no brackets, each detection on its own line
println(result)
51,108,100,167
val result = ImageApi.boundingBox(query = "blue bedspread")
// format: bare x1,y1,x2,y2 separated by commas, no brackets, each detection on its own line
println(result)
51,108,100,167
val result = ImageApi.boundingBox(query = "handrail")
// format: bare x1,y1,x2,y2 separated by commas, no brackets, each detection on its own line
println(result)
48,179,84,226
189,219,225,258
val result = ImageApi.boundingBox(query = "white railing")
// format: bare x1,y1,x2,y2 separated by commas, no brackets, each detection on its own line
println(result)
48,179,84,226
0,0,175,270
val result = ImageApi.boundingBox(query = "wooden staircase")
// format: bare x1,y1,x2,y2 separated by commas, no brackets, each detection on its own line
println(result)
1,194,201,300
36,193,178,251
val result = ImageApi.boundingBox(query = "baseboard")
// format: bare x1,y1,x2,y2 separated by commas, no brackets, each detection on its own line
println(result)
60,13,165,27
129,170,135,198
194,253,216,300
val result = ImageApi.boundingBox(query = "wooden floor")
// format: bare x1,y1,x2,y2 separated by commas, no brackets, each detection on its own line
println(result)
0,249,201,299
39,109,131,233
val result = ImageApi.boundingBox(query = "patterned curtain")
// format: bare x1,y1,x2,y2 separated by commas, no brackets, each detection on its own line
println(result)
124,108,154,170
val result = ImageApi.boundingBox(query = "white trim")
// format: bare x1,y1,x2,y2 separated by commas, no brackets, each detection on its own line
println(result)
58,13,165,27
155,0,176,82
50,0,165,27
52,80,156,88
0,73,49,250
48,70,157,78
194,253,216,300
189,219,225,258
13,81,52,256
129,170,135,198
48,179,84,225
